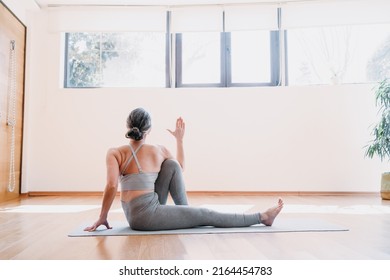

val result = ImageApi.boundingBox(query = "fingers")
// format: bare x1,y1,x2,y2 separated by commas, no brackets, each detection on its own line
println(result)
83,225,96,232
104,221,112,229
181,120,185,132
83,221,112,232
167,118,185,135
176,117,185,129
177,118,185,135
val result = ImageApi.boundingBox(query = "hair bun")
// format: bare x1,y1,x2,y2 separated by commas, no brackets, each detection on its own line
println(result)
126,127,143,141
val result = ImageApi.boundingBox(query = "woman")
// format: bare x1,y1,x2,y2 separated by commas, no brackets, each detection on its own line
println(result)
85,108,283,231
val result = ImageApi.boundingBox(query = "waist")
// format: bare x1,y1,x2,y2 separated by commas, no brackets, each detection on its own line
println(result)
121,190,154,202
120,172,158,191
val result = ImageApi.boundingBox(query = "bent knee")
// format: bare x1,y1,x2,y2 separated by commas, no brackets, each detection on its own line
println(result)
161,159,181,171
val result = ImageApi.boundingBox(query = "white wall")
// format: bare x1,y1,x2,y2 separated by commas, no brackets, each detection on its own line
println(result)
21,8,388,193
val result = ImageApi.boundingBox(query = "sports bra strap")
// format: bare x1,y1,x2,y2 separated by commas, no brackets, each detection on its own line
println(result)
121,144,144,174
129,144,143,173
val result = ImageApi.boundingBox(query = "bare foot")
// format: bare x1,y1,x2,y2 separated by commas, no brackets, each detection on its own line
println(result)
260,198,284,226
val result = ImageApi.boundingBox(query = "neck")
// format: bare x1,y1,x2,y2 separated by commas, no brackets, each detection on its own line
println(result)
130,139,146,145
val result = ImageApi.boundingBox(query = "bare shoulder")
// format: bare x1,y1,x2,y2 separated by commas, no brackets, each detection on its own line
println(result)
150,144,164,151
106,147,115,155
155,144,173,159
106,146,124,161
107,146,121,154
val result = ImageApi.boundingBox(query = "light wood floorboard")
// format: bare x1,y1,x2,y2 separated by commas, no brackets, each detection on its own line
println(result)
0,194,389,260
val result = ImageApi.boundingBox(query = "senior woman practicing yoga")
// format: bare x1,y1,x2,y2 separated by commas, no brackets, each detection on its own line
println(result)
85,108,283,232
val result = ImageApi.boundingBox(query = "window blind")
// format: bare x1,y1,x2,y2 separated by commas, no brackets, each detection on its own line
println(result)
170,6,223,33
47,6,167,32
282,0,390,29
224,4,279,31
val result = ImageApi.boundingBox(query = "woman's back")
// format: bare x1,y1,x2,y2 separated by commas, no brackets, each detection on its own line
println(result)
119,143,167,175
118,143,169,202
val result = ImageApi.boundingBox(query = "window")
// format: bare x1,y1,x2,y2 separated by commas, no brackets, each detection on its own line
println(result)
286,24,390,85
230,31,271,84
176,30,280,87
176,32,222,86
228,30,279,86
61,4,390,88
64,32,167,88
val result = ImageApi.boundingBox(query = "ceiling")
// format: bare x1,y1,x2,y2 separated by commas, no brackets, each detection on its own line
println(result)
34,0,342,8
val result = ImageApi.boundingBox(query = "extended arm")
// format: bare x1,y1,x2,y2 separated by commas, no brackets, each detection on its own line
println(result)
84,149,120,231
167,117,186,170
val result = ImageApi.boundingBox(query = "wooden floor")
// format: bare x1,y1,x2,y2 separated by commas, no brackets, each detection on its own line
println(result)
0,193,389,260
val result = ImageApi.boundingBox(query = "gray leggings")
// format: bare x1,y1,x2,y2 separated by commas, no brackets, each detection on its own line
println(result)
121,159,261,231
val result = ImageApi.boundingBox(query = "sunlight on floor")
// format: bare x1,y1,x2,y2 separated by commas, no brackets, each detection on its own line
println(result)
283,204,390,214
0,205,100,213
0,204,389,214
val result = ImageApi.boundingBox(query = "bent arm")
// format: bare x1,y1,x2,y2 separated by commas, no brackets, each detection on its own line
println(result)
84,149,120,231
99,149,120,219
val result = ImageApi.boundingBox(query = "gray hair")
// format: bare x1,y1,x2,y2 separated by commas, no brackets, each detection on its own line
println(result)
125,108,152,141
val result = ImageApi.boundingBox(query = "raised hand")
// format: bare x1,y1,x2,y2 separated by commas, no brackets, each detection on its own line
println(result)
167,117,185,142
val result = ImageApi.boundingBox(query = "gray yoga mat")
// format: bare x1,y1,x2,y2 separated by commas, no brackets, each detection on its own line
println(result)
68,218,348,237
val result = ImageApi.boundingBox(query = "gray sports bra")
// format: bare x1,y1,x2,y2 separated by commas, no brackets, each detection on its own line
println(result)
120,144,158,191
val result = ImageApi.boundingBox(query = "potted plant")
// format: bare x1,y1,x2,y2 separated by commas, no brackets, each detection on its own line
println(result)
366,78,390,200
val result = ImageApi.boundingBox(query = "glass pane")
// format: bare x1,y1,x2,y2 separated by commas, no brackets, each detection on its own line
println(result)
231,31,271,83
68,32,100,51
101,33,133,51
101,33,166,87
287,24,390,85
352,24,390,83
65,32,166,88
181,32,221,84
66,33,101,87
